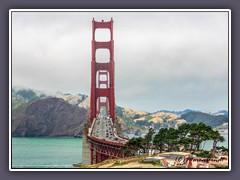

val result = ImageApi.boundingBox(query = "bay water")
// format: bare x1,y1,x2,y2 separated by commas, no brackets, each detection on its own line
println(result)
12,137,82,168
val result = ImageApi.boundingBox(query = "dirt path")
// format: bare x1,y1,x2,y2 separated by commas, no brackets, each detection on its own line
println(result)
98,162,115,168
110,162,164,168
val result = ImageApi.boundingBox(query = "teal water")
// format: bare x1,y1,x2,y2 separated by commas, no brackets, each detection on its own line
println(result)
201,133,228,151
12,137,82,168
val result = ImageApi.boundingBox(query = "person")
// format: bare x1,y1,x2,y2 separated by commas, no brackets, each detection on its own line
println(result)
168,161,175,167
185,152,194,168
187,158,193,168
190,151,194,158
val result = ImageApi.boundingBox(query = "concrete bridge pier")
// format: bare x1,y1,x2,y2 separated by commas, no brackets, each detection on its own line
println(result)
82,128,91,165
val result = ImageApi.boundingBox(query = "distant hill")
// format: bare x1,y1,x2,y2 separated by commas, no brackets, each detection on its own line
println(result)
12,97,88,137
116,106,187,134
157,109,198,116
215,123,228,130
115,106,149,134
181,112,228,128
11,87,229,137
212,110,228,117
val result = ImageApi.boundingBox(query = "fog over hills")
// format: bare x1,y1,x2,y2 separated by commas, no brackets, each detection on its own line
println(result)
11,88,228,137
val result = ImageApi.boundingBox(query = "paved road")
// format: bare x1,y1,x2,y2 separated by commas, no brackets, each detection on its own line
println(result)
91,112,127,143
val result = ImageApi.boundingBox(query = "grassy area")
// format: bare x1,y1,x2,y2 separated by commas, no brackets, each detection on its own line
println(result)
145,115,153,121
215,166,229,169
112,160,131,167
195,151,216,158
140,160,163,167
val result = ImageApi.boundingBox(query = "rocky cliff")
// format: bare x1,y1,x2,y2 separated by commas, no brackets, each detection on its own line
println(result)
12,97,88,137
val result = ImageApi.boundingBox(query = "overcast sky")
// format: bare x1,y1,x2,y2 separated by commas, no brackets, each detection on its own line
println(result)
12,11,229,112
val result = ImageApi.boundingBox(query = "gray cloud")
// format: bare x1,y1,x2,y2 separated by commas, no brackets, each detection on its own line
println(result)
12,11,229,112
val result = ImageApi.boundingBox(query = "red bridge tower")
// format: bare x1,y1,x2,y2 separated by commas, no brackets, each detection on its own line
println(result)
82,18,128,165
90,18,116,122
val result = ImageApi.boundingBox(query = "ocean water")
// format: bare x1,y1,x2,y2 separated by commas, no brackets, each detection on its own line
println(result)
201,133,228,151
12,133,228,168
12,137,82,168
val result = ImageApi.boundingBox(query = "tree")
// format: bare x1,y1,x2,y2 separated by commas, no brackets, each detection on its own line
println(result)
125,137,144,155
142,128,155,153
178,137,193,151
188,123,212,151
177,123,191,151
216,146,228,155
153,128,168,153
133,114,140,119
178,123,190,138
209,130,225,154
116,106,123,117
165,128,179,151
16,89,37,100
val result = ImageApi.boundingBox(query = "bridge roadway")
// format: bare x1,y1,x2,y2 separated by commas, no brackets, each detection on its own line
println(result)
90,112,128,144
84,112,129,164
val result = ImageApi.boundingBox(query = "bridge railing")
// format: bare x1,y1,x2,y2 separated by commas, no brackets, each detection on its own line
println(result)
88,118,97,136
118,135,129,140
87,134,125,147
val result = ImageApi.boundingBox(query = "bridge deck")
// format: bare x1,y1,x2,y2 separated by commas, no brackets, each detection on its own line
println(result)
88,112,128,146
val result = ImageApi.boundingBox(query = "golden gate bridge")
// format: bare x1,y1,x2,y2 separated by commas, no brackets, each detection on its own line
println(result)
82,18,129,165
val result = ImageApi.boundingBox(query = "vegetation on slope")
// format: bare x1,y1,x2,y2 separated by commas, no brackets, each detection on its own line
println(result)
181,112,228,128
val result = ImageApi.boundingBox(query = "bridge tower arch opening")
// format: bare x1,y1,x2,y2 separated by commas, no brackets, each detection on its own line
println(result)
97,96,109,115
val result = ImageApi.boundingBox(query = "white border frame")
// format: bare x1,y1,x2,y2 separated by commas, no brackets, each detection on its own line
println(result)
9,9,231,171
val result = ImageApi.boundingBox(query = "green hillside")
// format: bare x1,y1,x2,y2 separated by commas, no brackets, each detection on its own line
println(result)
181,112,228,128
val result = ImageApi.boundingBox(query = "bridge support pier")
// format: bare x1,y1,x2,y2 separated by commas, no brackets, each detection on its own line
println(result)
82,128,91,165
